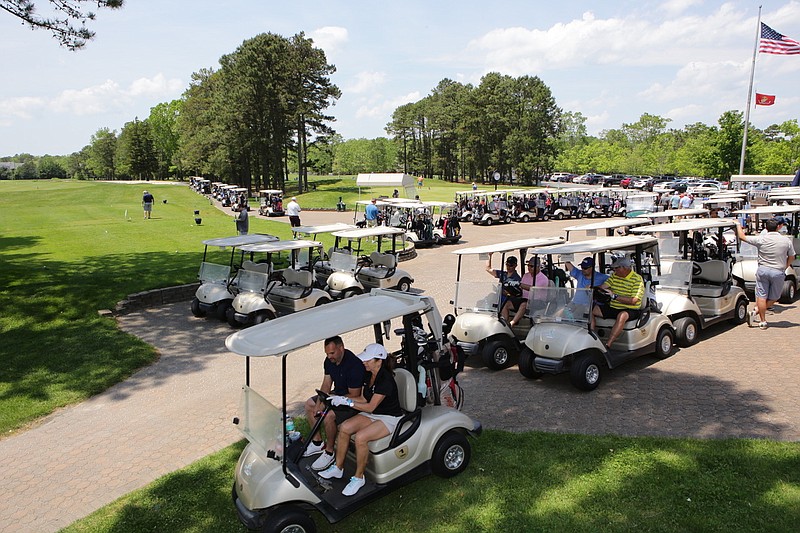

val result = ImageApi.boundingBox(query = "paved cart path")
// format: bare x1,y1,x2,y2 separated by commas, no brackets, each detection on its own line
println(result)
1,208,799,533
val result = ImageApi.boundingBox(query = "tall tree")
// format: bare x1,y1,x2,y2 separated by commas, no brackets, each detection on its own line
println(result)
117,117,157,180
1,0,123,50
86,127,116,179
148,99,182,179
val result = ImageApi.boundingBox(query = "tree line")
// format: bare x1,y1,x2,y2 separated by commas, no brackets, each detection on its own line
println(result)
3,32,799,185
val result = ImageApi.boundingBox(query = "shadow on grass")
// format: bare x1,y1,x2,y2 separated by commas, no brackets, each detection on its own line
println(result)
64,432,800,533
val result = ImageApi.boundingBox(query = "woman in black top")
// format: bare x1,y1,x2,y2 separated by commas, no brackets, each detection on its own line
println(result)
318,343,403,497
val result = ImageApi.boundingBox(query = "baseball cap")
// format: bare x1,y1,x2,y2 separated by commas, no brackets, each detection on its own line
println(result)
611,256,632,269
357,343,388,361
774,216,790,226
579,257,594,269
291,196,297,201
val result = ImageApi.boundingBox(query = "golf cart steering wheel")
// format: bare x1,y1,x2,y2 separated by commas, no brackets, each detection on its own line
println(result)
315,389,332,405
593,287,612,304
269,271,285,283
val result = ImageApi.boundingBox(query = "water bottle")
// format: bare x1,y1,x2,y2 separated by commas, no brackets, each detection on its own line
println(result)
285,417,295,432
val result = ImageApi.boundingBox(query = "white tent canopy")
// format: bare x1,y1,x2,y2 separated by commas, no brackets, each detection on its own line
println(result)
356,173,417,199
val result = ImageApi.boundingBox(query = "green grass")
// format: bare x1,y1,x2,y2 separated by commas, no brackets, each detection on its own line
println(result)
63,431,800,533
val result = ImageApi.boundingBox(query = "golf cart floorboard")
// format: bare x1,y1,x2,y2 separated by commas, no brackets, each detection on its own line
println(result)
290,455,431,523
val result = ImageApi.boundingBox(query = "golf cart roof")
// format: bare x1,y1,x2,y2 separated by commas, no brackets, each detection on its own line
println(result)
238,239,323,253
201,234,279,248
422,200,456,207
332,227,406,239
452,236,564,256
636,208,709,219
698,198,745,205
292,223,357,236
564,218,651,233
733,205,800,215
528,235,658,255
390,202,428,209
225,289,433,357
630,218,736,234
258,189,283,194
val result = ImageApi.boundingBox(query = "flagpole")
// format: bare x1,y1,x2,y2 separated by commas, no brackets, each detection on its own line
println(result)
739,6,762,176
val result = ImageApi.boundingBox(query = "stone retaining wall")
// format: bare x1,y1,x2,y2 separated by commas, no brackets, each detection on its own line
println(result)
114,282,200,315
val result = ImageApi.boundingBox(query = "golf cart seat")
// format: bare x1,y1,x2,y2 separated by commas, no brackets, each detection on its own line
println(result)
269,269,313,299
691,260,731,297
595,281,652,331
241,260,270,274
361,368,421,454
360,252,397,279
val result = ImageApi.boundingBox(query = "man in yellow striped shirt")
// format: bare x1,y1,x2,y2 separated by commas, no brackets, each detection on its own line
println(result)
591,256,645,349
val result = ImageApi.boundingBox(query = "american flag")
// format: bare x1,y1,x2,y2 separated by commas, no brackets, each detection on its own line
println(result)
759,22,800,55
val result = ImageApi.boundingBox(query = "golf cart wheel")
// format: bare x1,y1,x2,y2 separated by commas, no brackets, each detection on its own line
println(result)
396,277,412,292
653,326,674,359
190,297,205,318
225,306,240,328
521,214,530,223
555,212,563,220
589,211,597,218
485,217,493,226
314,297,331,306
261,505,316,533
780,279,796,304
570,352,602,391
252,310,274,326
542,214,550,222
482,339,515,370
215,300,232,321
342,287,362,299
518,347,543,379
674,316,699,348
729,298,748,325
431,431,471,478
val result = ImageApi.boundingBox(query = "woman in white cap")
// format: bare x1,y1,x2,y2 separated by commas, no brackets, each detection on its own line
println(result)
319,343,403,496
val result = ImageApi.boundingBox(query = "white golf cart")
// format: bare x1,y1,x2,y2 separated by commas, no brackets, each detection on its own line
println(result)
630,219,749,346
424,201,463,244
323,227,415,299
226,289,481,532
563,218,652,241
191,234,279,320
290,223,358,288
454,189,486,222
518,236,676,391
447,237,565,370
472,190,513,225
625,192,658,217
546,188,584,220
509,189,551,222
731,205,800,303
226,240,332,327
258,190,285,217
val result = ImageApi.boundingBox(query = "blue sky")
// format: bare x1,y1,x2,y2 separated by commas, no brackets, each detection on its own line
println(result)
1,0,799,156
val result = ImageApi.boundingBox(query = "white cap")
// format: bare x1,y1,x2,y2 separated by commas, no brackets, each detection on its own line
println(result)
292,196,297,201
357,343,388,361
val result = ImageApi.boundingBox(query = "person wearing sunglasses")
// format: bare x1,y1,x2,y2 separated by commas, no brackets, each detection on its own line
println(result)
590,256,644,350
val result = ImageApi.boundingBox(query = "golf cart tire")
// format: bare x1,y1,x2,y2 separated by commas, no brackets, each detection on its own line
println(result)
396,277,412,292
653,326,674,359
780,279,796,304
431,430,471,478
216,300,233,321
518,347,543,379
542,214,550,222
314,297,331,307
674,316,699,348
521,214,530,223
485,217,493,226
482,339,515,370
261,505,316,533
342,287,362,299
190,297,205,318
555,212,563,220
570,351,602,391
589,211,597,218
729,297,749,325
252,310,274,326
226,307,241,328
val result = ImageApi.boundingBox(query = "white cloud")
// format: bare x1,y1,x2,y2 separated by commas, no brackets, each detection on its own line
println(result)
128,73,184,97
309,26,349,57
355,91,421,119
659,0,704,16
347,71,386,94
0,96,45,119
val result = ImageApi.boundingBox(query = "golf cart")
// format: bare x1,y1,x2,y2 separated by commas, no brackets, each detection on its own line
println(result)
564,218,651,241
191,234,279,320
509,189,551,222
425,201,463,244
386,201,439,248
448,237,565,370
454,189,486,222
227,289,481,532
258,190,285,217
323,227,414,299
578,189,614,218
472,191,513,225
226,240,332,327
731,205,800,303
290,223,359,288
517,236,676,391
630,219,749,346
546,188,584,220
625,192,658,217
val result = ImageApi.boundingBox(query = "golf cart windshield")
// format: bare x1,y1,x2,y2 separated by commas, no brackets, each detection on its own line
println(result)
656,260,693,295
330,251,359,272
237,270,269,293
738,241,759,259
238,385,283,458
528,287,592,325
453,281,502,313
198,262,231,283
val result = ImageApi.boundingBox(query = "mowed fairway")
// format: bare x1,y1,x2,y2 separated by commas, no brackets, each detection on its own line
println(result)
0,180,296,433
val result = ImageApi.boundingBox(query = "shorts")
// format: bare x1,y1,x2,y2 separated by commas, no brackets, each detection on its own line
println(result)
596,304,640,321
358,412,402,433
143,202,153,212
331,405,358,424
755,266,786,301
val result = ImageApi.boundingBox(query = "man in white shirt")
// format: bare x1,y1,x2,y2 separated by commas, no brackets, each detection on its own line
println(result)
287,196,301,227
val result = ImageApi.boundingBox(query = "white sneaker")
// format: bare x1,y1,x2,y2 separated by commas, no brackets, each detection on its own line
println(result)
311,451,335,471
342,476,365,496
318,464,343,480
302,441,325,457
